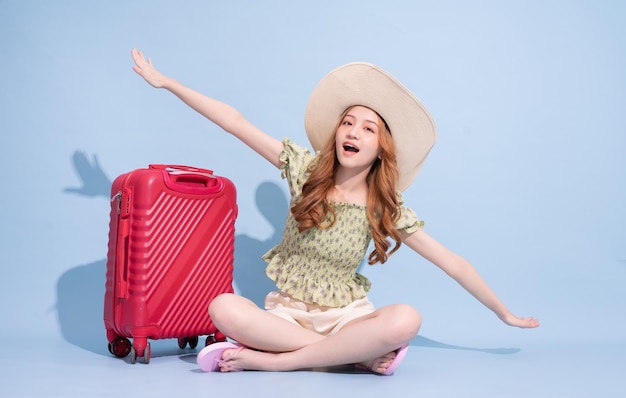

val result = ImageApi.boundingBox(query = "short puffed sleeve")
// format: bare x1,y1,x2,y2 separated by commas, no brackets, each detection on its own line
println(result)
394,192,425,234
279,138,316,199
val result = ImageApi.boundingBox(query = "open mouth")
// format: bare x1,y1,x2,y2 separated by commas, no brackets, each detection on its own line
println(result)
343,144,359,153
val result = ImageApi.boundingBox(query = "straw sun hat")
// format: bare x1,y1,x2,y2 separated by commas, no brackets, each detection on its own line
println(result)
304,62,437,191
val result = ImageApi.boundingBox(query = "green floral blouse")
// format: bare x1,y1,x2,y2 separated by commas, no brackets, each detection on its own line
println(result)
263,139,424,307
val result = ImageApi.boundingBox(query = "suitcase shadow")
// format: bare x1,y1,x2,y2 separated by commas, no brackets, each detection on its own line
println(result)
56,258,109,355
55,151,112,355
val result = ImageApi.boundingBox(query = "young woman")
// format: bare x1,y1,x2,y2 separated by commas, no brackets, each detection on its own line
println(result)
131,49,539,375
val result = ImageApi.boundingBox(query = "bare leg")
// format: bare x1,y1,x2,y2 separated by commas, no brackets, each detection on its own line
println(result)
209,293,326,351
210,294,421,373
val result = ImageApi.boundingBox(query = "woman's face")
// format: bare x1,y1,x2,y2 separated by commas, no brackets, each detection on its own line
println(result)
334,105,382,171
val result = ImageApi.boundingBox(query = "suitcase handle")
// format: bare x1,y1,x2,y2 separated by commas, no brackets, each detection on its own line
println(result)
149,164,213,175
149,164,224,195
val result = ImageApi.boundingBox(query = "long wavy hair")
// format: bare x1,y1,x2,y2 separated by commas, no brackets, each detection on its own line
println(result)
291,106,402,265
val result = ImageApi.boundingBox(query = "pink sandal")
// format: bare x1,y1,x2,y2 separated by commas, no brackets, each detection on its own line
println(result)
197,341,244,372
382,344,409,375
358,344,409,375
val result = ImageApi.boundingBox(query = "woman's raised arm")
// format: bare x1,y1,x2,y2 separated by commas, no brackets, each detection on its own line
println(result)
131,48,284,168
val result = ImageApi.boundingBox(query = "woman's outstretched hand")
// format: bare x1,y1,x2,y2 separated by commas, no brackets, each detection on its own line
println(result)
131,48,168,88
499,313,540,329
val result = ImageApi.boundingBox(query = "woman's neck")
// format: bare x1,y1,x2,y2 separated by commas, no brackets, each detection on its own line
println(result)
331,180,368,205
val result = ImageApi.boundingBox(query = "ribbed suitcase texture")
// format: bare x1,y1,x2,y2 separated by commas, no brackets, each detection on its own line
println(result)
104,164,237,364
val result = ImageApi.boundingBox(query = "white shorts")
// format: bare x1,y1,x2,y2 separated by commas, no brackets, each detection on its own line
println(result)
264,291,376,336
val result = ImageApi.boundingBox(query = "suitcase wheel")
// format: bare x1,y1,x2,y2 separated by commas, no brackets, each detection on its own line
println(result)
204,331,227,347
130,342,151,364
214,331,227,342
108,337,132,358
177,336,199,349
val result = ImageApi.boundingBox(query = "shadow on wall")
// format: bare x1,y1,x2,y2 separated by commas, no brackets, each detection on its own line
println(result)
63,151,111,198
55,150,519,357
56,151,111,355
232,180,287,307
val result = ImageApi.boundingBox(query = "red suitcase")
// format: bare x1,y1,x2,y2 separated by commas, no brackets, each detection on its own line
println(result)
104,164,237,364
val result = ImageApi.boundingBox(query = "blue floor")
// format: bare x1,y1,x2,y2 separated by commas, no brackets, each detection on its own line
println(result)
2,334,624,398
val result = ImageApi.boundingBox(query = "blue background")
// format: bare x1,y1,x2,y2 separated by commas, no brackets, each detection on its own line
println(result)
0,1,624,397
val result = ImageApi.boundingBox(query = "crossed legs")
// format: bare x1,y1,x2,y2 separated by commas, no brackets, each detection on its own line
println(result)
207,293,422,373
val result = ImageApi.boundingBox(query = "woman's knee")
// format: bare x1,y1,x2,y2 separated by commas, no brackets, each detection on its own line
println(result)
208,293,257,329
209,293,240,324
384,304,422,341
209,293,235,315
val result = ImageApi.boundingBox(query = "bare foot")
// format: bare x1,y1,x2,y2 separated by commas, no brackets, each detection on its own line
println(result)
218,346,246,372
358,351,397,374
217,346,280,372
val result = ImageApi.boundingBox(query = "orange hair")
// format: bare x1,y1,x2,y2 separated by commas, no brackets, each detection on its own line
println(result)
291,106,401,264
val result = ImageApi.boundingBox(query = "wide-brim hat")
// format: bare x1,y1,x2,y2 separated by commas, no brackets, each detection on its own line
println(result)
304,62,437,191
